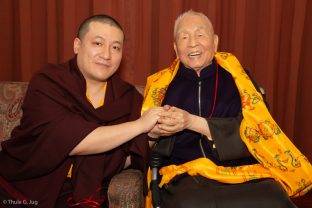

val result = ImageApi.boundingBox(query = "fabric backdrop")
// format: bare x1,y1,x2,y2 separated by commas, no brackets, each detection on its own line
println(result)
0,0,311,160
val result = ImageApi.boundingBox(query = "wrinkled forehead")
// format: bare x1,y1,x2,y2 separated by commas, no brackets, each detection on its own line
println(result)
175,14,214,38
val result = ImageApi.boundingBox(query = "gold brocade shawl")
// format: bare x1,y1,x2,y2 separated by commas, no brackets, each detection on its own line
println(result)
143,52,312,207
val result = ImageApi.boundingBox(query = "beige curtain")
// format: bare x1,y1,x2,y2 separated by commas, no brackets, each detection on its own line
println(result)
0,0,311,160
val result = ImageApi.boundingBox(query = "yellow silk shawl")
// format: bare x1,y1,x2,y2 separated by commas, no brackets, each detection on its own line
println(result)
143,52,312,207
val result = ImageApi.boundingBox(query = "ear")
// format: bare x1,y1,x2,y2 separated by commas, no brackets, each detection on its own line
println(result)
73,38,81,54
213,35,219,53
174,42,179,59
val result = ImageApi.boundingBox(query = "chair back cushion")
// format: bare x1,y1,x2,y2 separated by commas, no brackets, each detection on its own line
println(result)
0,82,28,150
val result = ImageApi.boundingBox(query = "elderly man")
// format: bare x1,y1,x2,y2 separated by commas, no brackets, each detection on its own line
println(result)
0,14,162,207
143,10,311,208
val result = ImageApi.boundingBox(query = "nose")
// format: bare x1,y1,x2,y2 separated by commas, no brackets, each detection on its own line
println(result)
188,35,198,47
100,45,111,60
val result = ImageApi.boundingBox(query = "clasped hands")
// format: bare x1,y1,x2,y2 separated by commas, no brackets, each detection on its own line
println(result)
146,105,192,139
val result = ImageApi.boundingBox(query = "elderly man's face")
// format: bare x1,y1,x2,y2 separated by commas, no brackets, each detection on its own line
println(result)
74,21,124,84
174,14,218,74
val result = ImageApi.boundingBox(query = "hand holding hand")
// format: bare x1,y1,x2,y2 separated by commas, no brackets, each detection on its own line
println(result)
147,105,211,140
138,107,163,133
157,105,193,134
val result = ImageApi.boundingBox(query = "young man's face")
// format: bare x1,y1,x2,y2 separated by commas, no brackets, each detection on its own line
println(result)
74,21,124,84
174,14,218,74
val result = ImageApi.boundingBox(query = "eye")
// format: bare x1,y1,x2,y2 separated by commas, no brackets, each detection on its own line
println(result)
178,34,188,40
112,45,121,52
93,41,103,46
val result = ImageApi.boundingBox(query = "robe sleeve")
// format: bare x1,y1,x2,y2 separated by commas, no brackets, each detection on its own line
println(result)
206,113,251,161
206,71,269,162
124,89,151,194
1,71,100,180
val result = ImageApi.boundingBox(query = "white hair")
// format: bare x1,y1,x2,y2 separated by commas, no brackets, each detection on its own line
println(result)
173,10,215,40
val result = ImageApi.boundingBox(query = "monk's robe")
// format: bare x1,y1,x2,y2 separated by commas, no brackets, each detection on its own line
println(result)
0,57,150,207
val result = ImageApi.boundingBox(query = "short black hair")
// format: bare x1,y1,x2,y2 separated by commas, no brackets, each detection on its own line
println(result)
77,14,124,39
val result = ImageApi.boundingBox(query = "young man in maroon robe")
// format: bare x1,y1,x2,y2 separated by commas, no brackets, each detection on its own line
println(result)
0,14,161,207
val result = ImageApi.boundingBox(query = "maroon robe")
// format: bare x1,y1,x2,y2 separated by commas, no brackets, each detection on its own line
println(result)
0,57,150,207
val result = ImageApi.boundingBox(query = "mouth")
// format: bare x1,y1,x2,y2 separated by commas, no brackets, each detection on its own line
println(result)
95,62,111,68
188,51,201,57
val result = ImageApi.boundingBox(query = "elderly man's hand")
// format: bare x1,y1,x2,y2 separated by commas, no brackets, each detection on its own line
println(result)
157,105,192,133
147,105,211,140
147,105,190,138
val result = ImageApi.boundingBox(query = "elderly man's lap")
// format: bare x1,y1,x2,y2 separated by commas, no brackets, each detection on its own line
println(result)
161,175,296,208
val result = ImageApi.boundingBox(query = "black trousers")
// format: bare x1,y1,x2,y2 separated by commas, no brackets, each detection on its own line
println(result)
160,175,297,208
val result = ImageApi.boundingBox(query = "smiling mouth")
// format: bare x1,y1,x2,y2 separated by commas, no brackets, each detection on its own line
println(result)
96,62,111,68
188,51,201,57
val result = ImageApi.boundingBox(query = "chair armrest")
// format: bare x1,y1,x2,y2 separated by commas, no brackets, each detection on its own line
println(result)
108,169,144,208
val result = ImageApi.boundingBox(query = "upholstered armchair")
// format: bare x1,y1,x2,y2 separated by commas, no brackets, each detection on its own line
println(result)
0,81,145,208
